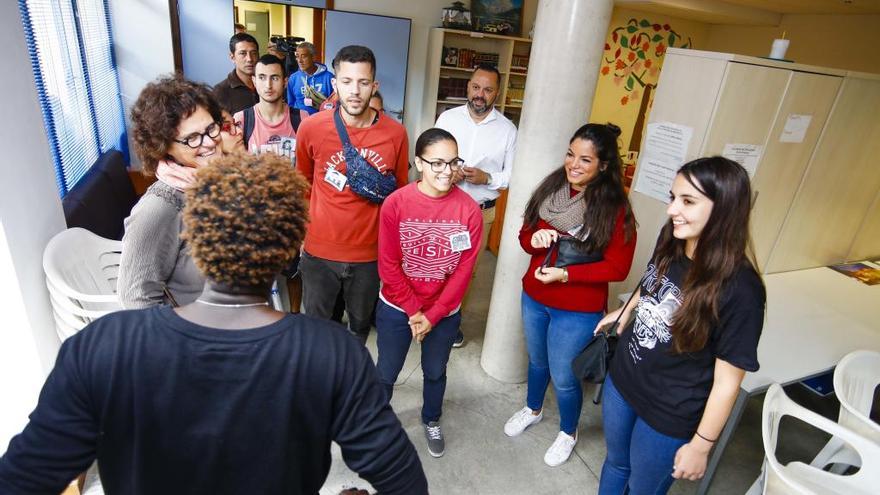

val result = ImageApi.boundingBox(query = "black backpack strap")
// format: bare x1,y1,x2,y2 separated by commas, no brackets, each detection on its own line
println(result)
243,106,255,146
289,106,302,133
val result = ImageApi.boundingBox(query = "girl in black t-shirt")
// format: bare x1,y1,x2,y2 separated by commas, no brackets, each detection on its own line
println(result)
597,157,765,494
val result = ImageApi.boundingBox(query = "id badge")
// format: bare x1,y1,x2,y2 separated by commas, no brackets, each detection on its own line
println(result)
448,231,471,252
324,168,347,191
304,97,313,107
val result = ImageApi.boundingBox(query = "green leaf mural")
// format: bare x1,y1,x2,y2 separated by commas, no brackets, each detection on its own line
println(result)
599,17,694,107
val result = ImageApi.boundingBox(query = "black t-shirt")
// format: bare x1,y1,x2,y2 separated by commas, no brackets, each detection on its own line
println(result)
0,306,428,495
610,256,765,439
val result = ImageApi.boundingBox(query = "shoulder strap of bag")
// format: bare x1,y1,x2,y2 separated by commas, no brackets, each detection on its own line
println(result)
243,106,256,146
332,106,353,149
289,106,302,132
607,274,646,337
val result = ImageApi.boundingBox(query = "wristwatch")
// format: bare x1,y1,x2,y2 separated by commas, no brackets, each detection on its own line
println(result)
561,267,569,283
485,173,493,187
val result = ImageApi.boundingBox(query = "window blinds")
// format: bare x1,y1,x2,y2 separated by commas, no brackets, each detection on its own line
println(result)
19,0,125,197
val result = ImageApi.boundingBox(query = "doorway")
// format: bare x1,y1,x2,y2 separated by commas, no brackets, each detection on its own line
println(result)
243,10,269,52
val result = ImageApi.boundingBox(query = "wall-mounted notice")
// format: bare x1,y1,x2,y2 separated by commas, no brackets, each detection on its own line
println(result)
779,114,812,143
721,143,763,178
633,122,693,203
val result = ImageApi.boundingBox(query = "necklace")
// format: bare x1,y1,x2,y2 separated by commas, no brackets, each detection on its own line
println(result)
195,299,269,308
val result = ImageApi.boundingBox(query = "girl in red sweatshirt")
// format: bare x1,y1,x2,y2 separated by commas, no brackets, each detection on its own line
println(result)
503,123,637,467
376,128,482,459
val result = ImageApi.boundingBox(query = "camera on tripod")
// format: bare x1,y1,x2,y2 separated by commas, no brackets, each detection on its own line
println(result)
269,35,305,55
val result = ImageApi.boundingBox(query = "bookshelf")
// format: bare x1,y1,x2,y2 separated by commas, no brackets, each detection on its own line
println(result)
422,27,532,131
422,28,532,256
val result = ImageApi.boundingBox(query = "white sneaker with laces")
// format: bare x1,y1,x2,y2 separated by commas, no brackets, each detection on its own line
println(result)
544,431,577,467
504,406,543,437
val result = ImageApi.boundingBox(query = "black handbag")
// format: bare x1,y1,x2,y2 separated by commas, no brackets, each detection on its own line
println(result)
571,279,643,383
541,235,602,268
332,108,397,204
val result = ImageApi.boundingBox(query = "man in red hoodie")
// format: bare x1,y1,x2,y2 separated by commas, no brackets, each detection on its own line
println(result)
295,45,409,344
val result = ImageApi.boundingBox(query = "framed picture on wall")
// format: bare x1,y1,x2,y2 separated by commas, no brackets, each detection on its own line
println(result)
472,0,523,36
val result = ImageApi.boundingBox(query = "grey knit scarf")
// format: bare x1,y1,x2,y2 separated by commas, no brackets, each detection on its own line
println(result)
538,185,589,239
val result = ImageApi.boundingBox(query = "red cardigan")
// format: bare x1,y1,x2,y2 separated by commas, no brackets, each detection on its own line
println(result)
519,211,636,312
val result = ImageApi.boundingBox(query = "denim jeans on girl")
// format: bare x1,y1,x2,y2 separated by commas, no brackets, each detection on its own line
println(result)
598,375,689,495
521,292,601,435
375,300,460,424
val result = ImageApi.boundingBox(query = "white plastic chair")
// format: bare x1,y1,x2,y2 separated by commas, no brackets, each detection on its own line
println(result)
43,227,123,341
811,350,880,473
760,383,880,494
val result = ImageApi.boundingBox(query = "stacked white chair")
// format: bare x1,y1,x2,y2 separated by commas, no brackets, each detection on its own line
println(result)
810,350,880,473
42,227,123,341
760,383,880,494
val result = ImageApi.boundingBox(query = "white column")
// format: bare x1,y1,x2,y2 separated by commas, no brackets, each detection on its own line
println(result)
480,0,614,382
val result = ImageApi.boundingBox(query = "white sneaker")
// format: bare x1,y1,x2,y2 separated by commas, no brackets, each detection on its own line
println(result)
504,406,543,437
544,431,577,467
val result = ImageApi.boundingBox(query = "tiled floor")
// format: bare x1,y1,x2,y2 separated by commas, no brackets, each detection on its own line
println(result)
320,251,841,495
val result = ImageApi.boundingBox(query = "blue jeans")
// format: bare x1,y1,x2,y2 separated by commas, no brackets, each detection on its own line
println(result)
375,300,460,424
521,292,601,435
599,375,689,495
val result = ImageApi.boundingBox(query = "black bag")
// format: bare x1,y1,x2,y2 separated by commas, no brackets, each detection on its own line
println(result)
541,235,602,268
332,108,397,204
242,106,302,146
571,322,619,384
571,278,643,383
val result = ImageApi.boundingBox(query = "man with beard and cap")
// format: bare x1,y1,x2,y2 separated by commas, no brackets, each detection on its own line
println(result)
435,63,517,348
295,45,409,345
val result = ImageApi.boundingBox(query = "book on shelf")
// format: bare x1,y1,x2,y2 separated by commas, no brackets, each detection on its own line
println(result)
437,76,469,100
441,47,459,67
511,55,530,70
442,46,500,70
828,261,880,285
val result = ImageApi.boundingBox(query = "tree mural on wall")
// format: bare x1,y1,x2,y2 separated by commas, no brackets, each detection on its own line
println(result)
601,18,693,106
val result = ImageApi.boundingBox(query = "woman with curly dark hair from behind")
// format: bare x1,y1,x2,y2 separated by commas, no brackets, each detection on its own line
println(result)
0,152,429,495
118,75,223,308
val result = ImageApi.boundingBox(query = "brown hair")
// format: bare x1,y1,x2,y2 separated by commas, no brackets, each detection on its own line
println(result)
181,151,309,289
652,156,762,353
523,123,636,252
130,75,222,176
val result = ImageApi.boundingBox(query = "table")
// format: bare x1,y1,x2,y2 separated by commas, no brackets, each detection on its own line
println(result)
698,267,880,494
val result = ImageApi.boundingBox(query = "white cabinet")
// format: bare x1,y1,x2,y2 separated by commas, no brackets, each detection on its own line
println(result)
621,48,880,293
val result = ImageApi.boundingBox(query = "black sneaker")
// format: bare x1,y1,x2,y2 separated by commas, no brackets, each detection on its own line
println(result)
452,331,464,348
424,421,445,457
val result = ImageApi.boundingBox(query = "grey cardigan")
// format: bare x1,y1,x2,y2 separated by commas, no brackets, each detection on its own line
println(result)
118,181,205,309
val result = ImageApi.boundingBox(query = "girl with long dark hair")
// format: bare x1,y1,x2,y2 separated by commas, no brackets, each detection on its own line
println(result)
598,156,766,494
504,123,637,466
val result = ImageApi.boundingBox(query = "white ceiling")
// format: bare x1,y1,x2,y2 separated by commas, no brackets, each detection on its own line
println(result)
616,0,880,25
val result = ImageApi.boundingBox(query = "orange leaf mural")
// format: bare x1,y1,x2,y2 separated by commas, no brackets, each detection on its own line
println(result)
601,17,693,106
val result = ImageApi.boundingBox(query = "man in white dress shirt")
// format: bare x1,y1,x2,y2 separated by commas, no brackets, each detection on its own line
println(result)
435,63,517,347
